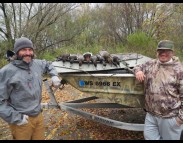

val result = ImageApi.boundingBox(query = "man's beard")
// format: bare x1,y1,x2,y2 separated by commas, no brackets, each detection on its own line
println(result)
17,54,34,60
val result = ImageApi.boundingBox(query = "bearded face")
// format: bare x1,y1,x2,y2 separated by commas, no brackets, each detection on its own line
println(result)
17,48,34,63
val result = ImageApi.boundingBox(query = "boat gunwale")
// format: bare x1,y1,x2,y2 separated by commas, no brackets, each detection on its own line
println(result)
60,73,135,77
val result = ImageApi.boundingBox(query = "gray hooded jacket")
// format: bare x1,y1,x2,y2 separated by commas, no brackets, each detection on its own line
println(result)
0,59,58,124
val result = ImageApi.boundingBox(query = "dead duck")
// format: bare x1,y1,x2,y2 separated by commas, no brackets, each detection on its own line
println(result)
69,54,77,65
111,54,121,67
99,50,113,66
91,55,98,67
99,50,110,60
62,54,70,62
83,52,92,66
96,54,106,66
77,54,84,67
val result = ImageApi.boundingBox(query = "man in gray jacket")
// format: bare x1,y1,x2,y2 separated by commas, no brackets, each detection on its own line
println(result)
134,40,183,140
0,37,61,140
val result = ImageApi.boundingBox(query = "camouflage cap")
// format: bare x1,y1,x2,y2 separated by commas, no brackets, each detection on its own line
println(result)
157,40,174,51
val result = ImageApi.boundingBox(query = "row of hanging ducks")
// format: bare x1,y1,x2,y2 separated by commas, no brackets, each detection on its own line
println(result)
56,50,121,67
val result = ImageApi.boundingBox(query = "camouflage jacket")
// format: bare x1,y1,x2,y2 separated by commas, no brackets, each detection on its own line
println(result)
133,56,183,121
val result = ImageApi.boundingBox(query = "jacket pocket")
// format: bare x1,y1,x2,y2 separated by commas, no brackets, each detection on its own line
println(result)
169,117,181,129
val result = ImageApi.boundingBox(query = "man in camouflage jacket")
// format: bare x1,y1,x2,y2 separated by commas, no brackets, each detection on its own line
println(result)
133,40,183,140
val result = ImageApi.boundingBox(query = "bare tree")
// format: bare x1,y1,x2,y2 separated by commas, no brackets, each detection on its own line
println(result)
0,3,13,46
0,3,80,53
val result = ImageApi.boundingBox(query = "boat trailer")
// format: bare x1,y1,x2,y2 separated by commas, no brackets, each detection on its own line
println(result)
41,79,144,132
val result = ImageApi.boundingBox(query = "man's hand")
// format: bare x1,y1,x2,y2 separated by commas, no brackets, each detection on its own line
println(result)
135,71,146,82
17,115,29,126
51,76,61,88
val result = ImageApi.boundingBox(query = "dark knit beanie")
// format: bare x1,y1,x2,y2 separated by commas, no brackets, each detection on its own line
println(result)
14,37,34,54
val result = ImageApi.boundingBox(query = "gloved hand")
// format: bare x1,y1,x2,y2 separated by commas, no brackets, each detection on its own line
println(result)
17,115,29,126
51,76,61,88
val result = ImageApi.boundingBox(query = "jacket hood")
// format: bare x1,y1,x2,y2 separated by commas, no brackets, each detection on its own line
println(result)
11,60,33,70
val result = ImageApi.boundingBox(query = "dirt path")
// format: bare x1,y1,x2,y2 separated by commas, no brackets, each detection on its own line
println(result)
0,83,145,140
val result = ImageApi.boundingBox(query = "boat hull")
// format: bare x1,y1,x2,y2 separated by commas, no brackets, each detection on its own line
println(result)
52,53,151,108
60,73,145,108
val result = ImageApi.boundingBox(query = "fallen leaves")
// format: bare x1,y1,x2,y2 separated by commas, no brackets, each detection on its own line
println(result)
42,78,145,140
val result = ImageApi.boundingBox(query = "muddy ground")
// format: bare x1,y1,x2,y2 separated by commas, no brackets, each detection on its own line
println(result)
0,82,145,140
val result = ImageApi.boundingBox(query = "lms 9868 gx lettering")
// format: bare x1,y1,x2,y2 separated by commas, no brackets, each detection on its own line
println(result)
79,80,120,87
